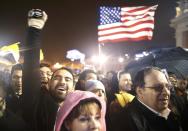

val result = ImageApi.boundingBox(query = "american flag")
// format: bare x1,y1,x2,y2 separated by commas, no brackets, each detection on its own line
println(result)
98,5,158,43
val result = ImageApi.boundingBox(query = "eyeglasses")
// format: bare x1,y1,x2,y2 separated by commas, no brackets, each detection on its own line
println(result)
144,84,173,92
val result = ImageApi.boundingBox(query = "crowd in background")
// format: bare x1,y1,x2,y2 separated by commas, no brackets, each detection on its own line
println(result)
0,9,188,131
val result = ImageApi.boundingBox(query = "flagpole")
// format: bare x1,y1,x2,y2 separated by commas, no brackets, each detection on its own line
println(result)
98,43,101,71
98,43,101,58
98,43,104,71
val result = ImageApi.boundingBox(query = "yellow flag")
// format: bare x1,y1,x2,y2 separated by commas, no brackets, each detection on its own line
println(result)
40,49,44,61
0,42,20,53
0,42,20,63
0,42,44,62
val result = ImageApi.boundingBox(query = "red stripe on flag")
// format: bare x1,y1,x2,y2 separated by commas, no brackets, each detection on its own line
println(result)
99,28,153,37
99,20,154,31
99,36,152,43
121,13,154,19
124,6,156,14
98,5,158,43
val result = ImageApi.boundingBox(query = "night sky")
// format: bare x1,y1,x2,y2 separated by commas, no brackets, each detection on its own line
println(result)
0,0,178,63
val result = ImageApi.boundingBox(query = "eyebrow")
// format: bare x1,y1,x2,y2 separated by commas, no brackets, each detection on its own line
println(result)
65,76,73,80
53,75,73,79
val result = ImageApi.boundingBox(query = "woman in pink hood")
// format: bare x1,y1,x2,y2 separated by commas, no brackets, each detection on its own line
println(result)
54,90,106,131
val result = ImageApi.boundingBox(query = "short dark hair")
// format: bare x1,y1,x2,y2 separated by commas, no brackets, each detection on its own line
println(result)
79,69,97,81
75,69,97,90
40,62,51,69
133,66,163,89
117,70,130,81
51,67,74,80
11,64,23,76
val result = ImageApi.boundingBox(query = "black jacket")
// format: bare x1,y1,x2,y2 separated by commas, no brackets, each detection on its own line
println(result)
0,109,28,131
21,27,58,131
6,92,23,116
114,98,182,131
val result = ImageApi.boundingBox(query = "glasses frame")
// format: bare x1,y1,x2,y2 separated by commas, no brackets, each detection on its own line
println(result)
144,83,173,92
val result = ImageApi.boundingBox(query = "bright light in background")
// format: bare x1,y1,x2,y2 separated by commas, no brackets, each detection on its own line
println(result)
66,49,85,63
135,57,140,61
134,51,149,61
0,51,8,56
135,54,144,61
143,51,149,56
91,54,108,64
118,57,124,63
125,54,129,57
91,56,97,63
135,54,144,58
99,54,107,64
53,62,63,69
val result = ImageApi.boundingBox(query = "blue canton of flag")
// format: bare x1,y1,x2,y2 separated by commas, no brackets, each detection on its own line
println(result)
99,7,121,25
98,5,158,43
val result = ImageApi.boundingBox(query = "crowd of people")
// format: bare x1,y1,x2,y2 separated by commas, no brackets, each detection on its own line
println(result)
0,9,188,131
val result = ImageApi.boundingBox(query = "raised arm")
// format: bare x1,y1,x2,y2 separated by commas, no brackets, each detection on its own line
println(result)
22,9,47,127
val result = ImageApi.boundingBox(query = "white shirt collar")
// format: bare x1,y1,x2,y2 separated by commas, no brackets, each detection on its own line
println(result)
137,98,162,116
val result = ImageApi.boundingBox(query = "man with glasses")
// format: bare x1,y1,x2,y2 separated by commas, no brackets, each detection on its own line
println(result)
115,67,183,131
40,62,52,92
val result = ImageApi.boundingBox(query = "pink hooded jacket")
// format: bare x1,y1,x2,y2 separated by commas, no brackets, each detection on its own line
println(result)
54,90,106,131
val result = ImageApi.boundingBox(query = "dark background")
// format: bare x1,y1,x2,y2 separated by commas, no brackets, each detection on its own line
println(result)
0,0,178,63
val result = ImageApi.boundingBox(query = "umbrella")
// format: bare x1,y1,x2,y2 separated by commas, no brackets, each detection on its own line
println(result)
125,47,188,79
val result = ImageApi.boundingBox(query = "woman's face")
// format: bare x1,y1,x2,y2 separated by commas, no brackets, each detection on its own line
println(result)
91,89,106,102
66,103,102,131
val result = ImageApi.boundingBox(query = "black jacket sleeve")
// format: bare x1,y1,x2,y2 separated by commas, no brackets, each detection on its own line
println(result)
22,27,41,129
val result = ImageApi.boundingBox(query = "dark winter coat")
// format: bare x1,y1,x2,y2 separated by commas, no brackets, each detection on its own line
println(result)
113,98,183,131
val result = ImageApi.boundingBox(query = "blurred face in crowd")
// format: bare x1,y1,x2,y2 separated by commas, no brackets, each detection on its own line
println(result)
40,66,52,90
80,73,97,90
49,69,74,104
65,102,102,131
11,70,22,96
119,73,132,92
0,87,4,102
85,73,97,81
106,72,114,81
137,69,171,113
0,81,6,112
168,74,178,88
92,89,106,101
